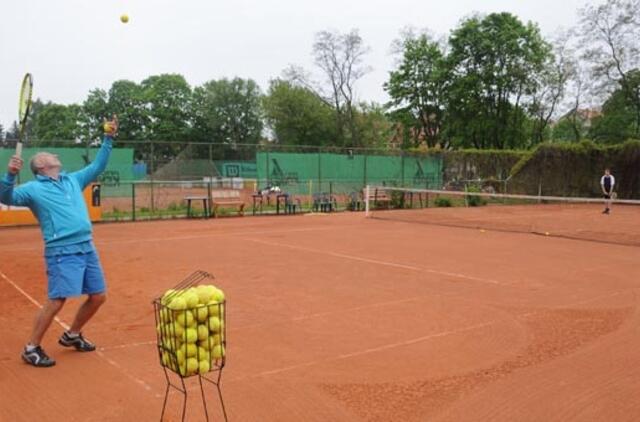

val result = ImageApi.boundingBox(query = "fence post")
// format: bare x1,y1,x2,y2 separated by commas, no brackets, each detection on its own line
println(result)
132,182,136,221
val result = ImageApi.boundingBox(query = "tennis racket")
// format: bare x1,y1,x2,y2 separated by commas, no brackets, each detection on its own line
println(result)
16,73,33,158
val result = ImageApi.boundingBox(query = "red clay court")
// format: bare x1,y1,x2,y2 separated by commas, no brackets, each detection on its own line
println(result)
1,205,639,421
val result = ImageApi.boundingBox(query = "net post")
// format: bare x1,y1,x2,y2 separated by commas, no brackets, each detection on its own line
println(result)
365,185,370,217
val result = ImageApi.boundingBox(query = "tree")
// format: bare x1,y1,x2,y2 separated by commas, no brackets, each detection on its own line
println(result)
528,34,573,145
589,70,640,142
353,102,394,148
80,89,110,142
579,0,640,136
140,74,192,143
6,121,20,141
262,79,336,146
31,102,83,142
446,13,552,149
385,30,447,148
191,78,263,148
107,80,147,141
286,29,371,147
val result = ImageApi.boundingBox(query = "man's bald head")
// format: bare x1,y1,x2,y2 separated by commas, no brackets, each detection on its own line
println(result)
30,152,62,178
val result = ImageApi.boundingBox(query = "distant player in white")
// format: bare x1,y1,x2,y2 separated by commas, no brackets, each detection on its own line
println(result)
600,168,615,214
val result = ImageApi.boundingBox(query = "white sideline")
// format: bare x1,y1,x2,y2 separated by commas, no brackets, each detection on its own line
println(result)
0,269,158,396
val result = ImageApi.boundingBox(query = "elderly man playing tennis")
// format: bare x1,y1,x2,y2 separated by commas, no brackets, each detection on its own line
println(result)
0,117,118,367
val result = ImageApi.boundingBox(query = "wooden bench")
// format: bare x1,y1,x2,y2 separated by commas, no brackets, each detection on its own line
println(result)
212,200,245,218
363,188,391,209
184,196,209,218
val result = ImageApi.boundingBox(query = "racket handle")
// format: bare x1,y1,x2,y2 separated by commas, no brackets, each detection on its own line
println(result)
16,142,23,158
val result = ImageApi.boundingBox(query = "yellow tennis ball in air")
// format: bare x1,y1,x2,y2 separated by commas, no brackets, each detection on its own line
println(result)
120,14,129,23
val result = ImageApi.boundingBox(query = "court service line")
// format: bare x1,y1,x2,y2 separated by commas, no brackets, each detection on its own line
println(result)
230,320,497,381
244,238,503,285
0,269,157,396
230,287,638,382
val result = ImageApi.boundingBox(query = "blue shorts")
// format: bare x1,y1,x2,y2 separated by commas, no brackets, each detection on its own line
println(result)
45,251,107,299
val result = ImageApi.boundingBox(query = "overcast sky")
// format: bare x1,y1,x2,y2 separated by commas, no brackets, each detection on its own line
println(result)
0,0,591,131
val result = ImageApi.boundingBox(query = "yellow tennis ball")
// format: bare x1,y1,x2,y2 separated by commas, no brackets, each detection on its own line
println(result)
195,306,208,323
211,345,225,360
198,359,210,374
175,310,194,327
184,291,200,309
184,327,198,343
197,324,209,341
168,296,187,311
208,316,221,333
120,14,129,23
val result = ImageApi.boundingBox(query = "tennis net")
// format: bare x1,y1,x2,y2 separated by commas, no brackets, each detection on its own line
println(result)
364,186,640,247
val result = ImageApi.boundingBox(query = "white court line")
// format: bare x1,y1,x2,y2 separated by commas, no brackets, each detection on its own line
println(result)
0,269,158,396
231,320,497,381
245,238,503,285
229,288,639,382
98,340,157,352
0,225,346,254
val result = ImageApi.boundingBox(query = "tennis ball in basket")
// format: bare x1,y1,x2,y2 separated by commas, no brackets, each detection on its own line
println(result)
184,327,198,343
212,288,225,303
195,306,208,322
161,289,176,304
199,334,221,350
198,359,210,374
211,345,225,360
197,346,210,362
175,310,194,327
197,324,209,341
196,286,213,304
180,343,197,358
208,316,221,333
120,14,129,23
184,291,200,309
168,322,185,338
176,348,186,366
186,358,198,375
168,296,187,311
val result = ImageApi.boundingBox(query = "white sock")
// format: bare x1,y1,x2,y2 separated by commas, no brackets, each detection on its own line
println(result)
66,331,80,338
25,343,38,352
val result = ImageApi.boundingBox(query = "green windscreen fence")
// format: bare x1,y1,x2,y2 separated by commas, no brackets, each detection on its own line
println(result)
0,147,135,197
256,151,443,194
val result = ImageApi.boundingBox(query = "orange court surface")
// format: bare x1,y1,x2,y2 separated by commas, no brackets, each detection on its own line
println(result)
1,207,639,421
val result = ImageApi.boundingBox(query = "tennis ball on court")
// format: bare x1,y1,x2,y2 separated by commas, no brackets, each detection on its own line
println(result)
197,324,209,341
211,345,225,360
175,310,195,327
195,306,208,322
208,316,221,333
120,14,129,23
198,359,210,374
